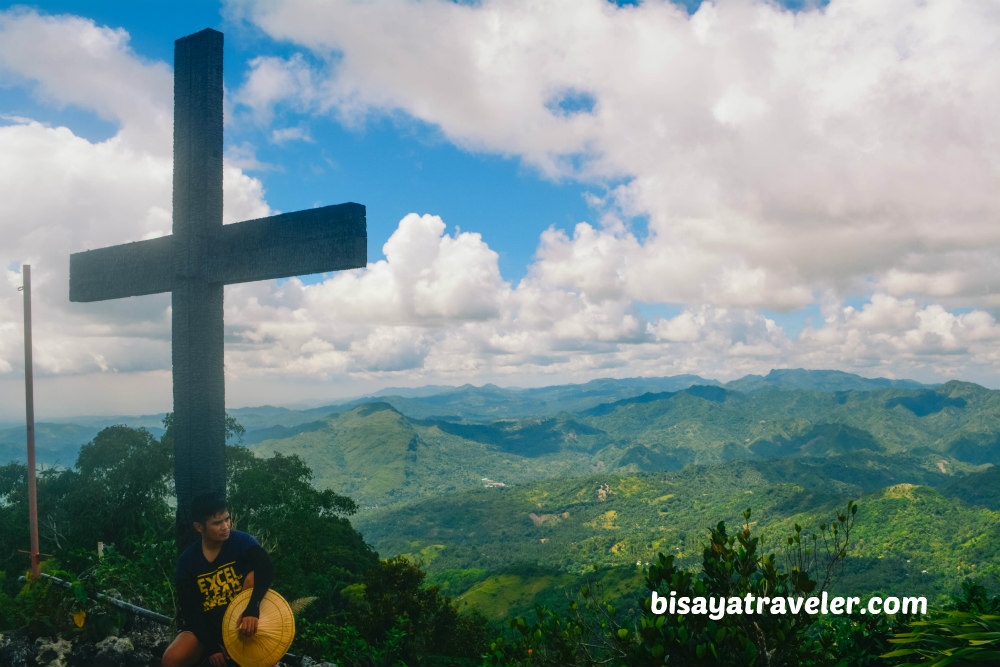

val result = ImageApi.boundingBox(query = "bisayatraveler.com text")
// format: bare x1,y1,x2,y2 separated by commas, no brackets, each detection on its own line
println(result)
651,590,927,621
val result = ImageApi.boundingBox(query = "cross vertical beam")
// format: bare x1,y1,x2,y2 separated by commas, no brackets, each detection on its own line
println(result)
68,28,367,553
171,29,226,537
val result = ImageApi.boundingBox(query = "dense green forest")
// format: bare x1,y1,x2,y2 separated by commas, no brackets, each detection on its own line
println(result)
241,378,1000,510
3,371,1000,665
355,454,1000,614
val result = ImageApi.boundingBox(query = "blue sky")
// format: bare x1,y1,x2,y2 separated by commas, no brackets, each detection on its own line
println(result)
2,0,1000,419
3,1,600,280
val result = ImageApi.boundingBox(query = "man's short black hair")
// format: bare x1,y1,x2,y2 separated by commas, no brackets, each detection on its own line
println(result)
191,492,228,524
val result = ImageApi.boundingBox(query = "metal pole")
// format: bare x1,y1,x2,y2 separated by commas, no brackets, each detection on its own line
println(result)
22,264,40,581
18,573,175,625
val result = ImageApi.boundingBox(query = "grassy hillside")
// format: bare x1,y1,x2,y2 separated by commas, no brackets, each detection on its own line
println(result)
831,483,1000,598
938,464,1000,508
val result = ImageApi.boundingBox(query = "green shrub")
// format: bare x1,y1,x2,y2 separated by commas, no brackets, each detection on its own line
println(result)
482,567,643,667
349,556,488,666
639,504,857,666
883,610,1000,665
882,578,1000,666
296,620,374,666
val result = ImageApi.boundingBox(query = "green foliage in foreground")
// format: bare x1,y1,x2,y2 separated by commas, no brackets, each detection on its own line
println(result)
0,421,485,666
482,504,876,667
475,517,1000,667
884,611,1000,666
882,581,1000,667
639,504,860,666
294,556,489,666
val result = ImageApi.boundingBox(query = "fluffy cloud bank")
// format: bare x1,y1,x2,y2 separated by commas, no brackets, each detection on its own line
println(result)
230,0,1000,308
221,0,1000,383
3,2,1000,418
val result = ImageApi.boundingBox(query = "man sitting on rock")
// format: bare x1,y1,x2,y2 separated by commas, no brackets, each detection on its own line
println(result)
162,493,274,667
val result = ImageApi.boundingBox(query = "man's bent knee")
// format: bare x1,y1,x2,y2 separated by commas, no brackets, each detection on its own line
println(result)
161,631,203,667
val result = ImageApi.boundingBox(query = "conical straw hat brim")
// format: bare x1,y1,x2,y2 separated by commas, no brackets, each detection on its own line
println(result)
222,588,295,667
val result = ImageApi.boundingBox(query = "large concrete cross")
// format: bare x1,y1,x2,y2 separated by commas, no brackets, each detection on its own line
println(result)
69,29,366,544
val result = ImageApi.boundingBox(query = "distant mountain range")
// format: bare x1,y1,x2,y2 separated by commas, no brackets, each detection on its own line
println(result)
0,369,934,467
247,377,995,509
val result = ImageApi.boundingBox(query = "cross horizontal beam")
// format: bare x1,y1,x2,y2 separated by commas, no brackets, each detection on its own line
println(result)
69,202,367,302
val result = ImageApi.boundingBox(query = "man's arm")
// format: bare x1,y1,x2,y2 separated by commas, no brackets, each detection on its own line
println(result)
241,545,274,619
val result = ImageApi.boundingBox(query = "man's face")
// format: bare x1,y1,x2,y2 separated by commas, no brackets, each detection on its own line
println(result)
195,510,231,543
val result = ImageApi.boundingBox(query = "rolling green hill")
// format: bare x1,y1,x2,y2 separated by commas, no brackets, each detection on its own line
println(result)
351,453,999,618
937,464,1000,508
8,369,968,472
250,403,605,507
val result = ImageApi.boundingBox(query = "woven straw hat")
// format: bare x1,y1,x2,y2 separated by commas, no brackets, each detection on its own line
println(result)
222,588,295,667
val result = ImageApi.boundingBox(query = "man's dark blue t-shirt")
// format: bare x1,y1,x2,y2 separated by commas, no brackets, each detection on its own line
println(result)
175,530,270,648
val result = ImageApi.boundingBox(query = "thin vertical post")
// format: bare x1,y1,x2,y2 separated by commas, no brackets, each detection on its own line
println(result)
22,264,40,581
